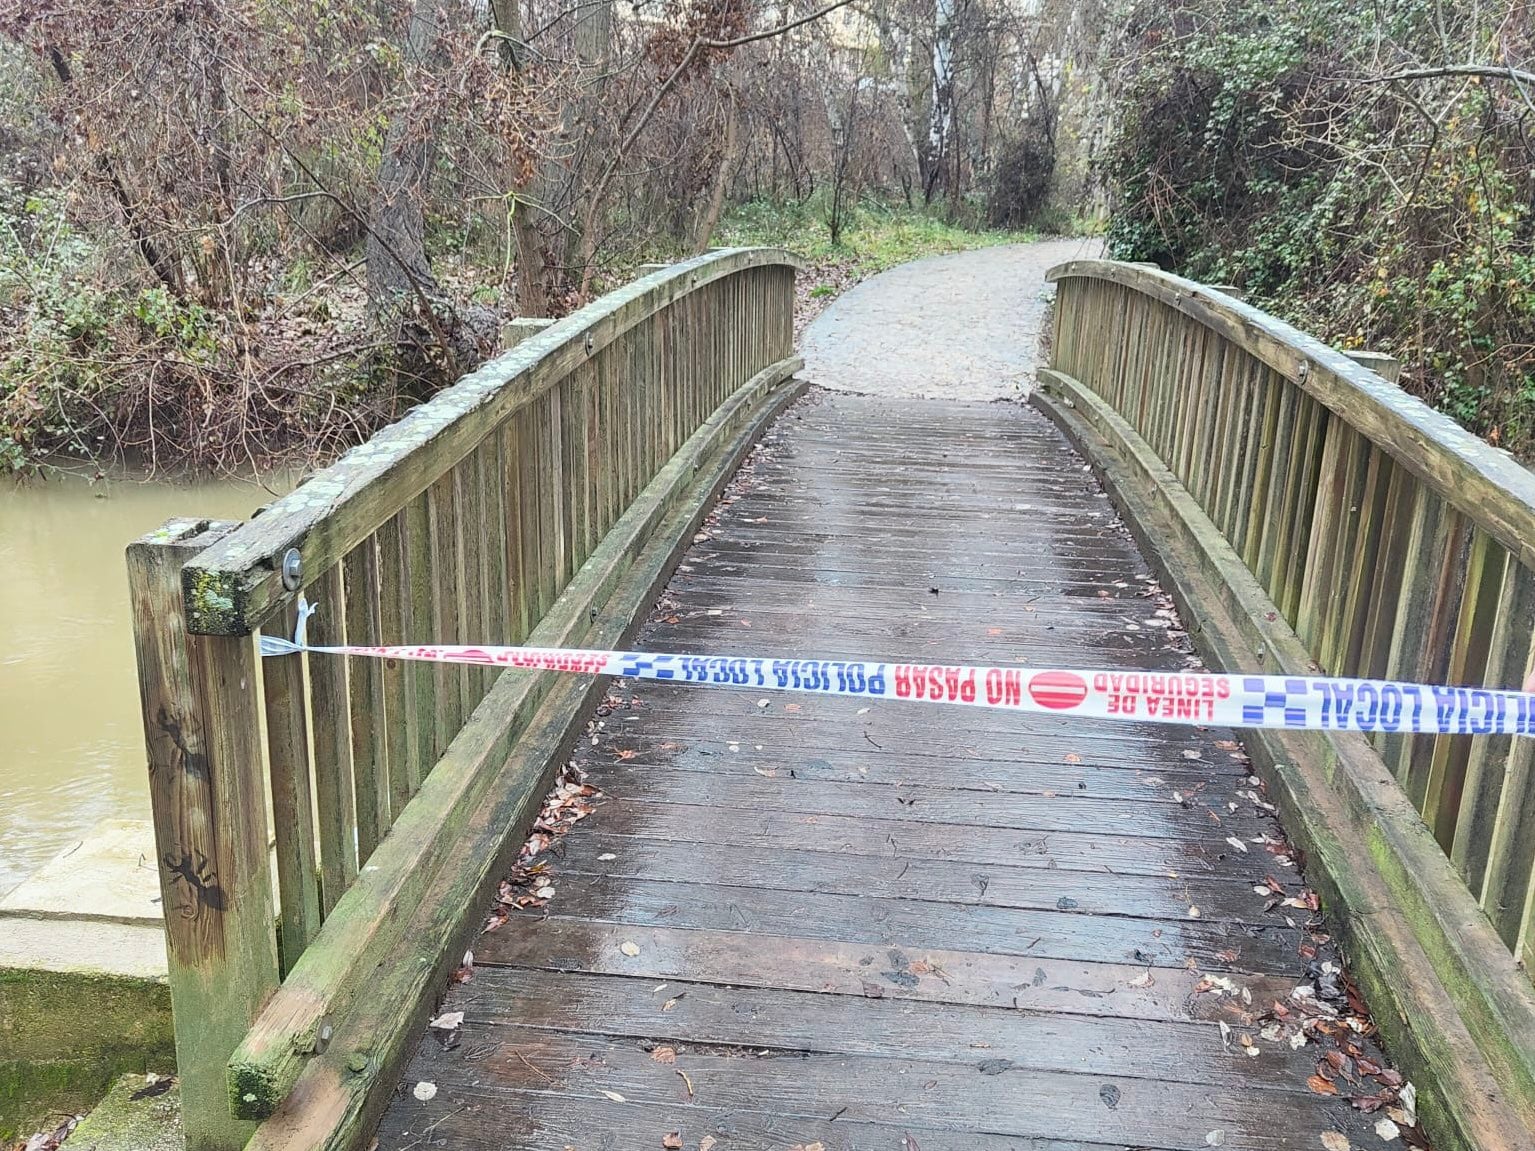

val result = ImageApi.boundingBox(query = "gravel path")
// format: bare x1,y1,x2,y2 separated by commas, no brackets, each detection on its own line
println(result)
801,236,1103,401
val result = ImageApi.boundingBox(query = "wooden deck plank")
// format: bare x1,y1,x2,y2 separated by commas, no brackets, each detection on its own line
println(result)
514,836,1285,921
579,765,1277,843
375,393,1409,1151
485,872,1303,972
563,798,1274,880
448,968,1336,1092
384,1029,1380,1151
474,918,1293,1022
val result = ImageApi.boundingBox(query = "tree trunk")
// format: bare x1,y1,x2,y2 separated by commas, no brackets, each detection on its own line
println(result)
365,0,495,377
490,0,549,317
925,0,957,204
554,0,614,286
692,83,741,253
365,0,443,313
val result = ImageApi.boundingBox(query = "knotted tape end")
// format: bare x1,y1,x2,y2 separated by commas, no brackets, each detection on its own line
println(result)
260,595,318,657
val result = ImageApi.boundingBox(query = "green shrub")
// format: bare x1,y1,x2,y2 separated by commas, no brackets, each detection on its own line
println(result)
1104,0,1535,452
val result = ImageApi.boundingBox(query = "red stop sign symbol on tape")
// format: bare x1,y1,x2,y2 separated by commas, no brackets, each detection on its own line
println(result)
1028,670,1088,710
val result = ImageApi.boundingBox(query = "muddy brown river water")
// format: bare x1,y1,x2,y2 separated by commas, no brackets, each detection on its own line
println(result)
0,471,280,895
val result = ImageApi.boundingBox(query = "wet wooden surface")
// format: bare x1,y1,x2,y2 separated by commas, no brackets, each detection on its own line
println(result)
377,393,1407,1151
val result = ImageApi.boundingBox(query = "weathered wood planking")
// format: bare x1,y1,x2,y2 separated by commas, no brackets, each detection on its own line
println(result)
128,250,800,1149
375,395,1396,1151
127,519,277,1151
1046,260,1535,990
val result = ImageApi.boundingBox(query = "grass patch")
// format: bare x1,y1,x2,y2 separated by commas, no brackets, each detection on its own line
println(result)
717,197,1034,277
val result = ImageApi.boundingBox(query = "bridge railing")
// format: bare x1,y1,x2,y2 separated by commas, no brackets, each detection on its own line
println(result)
1039,258,1535,1140
127,249,800,1151
1044,259,1535,953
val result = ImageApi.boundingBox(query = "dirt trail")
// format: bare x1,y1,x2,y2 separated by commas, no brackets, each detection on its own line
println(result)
801,236,1103,401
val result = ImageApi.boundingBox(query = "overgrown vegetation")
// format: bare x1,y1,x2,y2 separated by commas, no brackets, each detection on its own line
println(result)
1105,0,1535,452
0,1,1082,476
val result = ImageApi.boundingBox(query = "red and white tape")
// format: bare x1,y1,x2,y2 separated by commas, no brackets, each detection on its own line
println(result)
261,603,1534,737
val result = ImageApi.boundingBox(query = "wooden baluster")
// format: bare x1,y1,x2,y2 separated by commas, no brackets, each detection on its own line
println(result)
1397,511,1471,809
1337,452,1394,676
481,438,510,653
306,564,358,916
564,370,592,568
1460,563,1535,923
129,519,279,1151
1237,370,1282,567
501,418,531,643
1295,413,1346,653
597,343,617,539
1276,394,1327,624
1213,349,1255,539
261,598,323,971
452,457,486,711
1191,339,1231,514
517,403,547,619
1253,381,1299,598
402,491,438,788
1356,468,1416,680
1143,302,1171,455
538,393,563,606
1423,531,1506,850
1175,327,1210,486
428,473,466,745
1316,430,1370,672
342,538,391,861
376,510,417,816
1118,286,1145,414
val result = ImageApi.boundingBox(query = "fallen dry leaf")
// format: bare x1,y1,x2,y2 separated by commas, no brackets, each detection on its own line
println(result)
662,1133,682,1149
1319,1134,1351,1151
700,1138,717,1151
1128,971,1155,988
1307,1075,1339,1096
650,1046,677,1064
1374,1117,1401,1141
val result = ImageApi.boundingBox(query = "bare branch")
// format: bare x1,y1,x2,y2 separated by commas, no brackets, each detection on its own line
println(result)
1357,63,1535,87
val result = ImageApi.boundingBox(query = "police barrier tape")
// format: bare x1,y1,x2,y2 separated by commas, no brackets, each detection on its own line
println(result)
260,605,1535,738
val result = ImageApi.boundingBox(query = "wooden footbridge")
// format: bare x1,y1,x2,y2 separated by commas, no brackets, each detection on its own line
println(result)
129,251,1535,1151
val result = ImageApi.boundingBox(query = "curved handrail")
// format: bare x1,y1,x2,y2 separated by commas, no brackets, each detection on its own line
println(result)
1046,259,1535,568
181,247,801,633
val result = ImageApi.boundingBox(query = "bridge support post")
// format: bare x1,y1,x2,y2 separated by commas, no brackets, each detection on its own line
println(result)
127,520,280,1151
500,316,554,349
1343,349,1402,382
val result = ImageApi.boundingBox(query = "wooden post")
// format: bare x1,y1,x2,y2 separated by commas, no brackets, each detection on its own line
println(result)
1344,350,1402,383
127,519,280,1151
500,316,554,349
